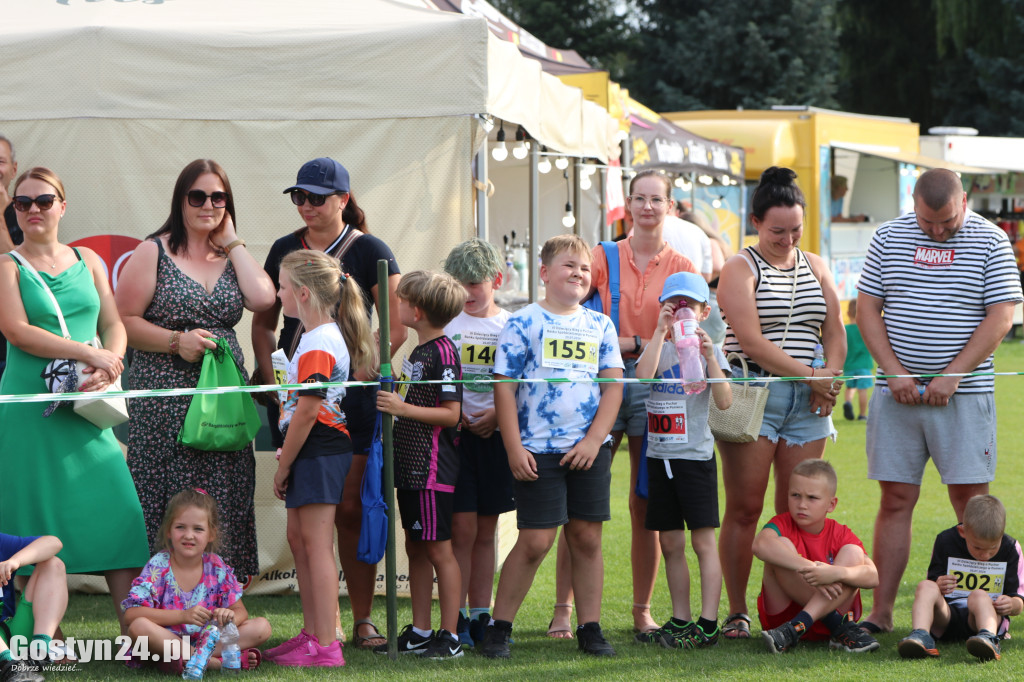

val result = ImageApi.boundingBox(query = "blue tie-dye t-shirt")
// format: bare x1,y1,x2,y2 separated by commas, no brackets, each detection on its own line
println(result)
494,302,624,454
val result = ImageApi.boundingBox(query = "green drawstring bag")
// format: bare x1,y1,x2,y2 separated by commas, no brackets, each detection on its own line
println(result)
177,338,260,452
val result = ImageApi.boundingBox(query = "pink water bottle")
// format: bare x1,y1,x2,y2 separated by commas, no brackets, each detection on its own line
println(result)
671,306,707,395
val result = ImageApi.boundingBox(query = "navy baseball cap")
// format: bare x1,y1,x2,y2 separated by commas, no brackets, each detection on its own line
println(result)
659,271,710,304
283,157,350,195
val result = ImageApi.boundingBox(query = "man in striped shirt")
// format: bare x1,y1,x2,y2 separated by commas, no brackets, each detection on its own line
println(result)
855,168,1023,633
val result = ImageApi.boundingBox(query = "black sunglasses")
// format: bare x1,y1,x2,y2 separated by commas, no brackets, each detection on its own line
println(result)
13,194,58,212
289,190,341,207
186,190,230,208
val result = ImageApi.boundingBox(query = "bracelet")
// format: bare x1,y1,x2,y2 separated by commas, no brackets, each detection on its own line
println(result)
223,239,245,254
169,330,181,355
633,335,641,354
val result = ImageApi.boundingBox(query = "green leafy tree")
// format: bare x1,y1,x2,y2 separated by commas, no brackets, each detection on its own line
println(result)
490,0,637,80
625,0,840,111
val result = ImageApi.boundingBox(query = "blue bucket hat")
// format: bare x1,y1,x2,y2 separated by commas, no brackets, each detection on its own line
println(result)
659,271,710,304
283,157,350,195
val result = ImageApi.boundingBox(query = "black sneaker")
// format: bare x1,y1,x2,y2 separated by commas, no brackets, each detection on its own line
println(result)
374,623,432,655
477,621,512,659
577,622,616,657
966,629,1001,661
421,629,464,660
762,621,803,654
468,612,491,645
829,620,880,653
843,401,854,420
456,612,473,647
679,623,720,649
0,659,44,682
635,619,694,648
897,628,940,658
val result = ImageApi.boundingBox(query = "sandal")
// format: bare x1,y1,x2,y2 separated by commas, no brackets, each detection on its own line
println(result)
547,603,574,639
632,603,659,634
240,648,262,670
353,618,387,649
722,612,751,639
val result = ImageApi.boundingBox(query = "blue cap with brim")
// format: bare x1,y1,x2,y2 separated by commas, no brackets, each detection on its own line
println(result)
659,271,710,304
283,157,350,195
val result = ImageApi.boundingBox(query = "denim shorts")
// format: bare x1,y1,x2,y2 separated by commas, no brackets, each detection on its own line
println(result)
733,365,836,447
612,357,649,437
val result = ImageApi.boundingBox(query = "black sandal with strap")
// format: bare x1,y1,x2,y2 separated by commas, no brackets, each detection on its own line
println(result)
723,612,751,639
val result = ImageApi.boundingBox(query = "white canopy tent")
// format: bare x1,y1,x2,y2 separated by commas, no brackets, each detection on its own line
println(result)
2,0,618,595
1,0,617,273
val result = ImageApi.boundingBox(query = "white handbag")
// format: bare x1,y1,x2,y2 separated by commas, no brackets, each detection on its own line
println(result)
10,251,129,429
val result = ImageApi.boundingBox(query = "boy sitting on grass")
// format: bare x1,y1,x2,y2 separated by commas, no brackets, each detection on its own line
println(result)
478,234,624,658
0,533,65,682
898,494,1023,662
634,272,731,649
754,459,880,654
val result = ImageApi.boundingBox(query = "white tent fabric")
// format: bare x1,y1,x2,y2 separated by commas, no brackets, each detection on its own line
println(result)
1,0,617,595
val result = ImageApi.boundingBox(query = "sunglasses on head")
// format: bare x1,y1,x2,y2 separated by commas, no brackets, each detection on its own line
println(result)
12,194,59,212
290,190,340,207
186,190,229,208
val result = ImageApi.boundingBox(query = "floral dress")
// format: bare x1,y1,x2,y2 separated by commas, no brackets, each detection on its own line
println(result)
125,240,258,577
121,550,242,637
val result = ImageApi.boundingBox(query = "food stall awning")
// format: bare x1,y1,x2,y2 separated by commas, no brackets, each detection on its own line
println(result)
831,143,1000,175
629,99,745,182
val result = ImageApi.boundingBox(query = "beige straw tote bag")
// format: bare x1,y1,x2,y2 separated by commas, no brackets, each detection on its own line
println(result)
708,353,770,443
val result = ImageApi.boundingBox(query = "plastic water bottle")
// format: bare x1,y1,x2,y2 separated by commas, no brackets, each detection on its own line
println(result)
219,621,241,673
182,621,221,680
811,343,826,369
670,306,707,395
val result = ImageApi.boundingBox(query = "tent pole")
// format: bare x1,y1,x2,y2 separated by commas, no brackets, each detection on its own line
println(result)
599,167,608,241
572,159,582,237
475,148,489,240
528,139,540,302
377,259,398,660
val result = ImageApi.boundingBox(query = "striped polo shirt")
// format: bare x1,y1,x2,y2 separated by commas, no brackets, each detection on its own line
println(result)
857,210,1022,393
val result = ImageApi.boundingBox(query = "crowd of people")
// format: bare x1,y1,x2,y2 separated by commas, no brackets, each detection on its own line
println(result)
0,129,1022,678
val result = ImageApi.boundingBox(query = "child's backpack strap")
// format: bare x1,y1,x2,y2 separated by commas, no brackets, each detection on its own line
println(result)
602,240,620,334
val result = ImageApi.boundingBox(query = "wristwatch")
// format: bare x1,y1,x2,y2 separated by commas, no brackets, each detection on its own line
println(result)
633,335,641,354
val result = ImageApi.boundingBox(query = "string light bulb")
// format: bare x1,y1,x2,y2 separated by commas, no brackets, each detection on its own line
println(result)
512,125,529,159
491,121,507,162
555,155,569,170
538,147,552,174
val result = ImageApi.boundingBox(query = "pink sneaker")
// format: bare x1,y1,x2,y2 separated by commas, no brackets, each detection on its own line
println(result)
263,629,311,661
273,636,345,667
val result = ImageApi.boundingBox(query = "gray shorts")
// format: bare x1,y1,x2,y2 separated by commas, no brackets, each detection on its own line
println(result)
866,390,997,485
612,357,649,437
513,444,613,529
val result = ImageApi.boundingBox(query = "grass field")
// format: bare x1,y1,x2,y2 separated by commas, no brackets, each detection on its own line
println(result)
56,341,1024,680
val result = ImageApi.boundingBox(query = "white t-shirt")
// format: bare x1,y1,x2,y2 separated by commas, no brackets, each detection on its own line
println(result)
444,308,511,419
494,303,623,454
661,216,712,276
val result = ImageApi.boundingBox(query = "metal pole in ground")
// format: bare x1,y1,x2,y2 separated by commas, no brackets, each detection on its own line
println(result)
377,259,398,660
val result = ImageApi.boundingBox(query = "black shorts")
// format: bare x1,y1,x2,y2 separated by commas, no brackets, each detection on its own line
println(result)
514,443,612,529
397,488,454,542
453,431,516,516
644,455,719,532
285,452,353,509
937,602,975,641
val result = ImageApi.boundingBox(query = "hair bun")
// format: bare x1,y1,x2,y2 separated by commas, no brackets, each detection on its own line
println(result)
760,166,797,186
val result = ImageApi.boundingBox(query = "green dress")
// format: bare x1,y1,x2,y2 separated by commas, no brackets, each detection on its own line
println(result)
0,252,149,573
